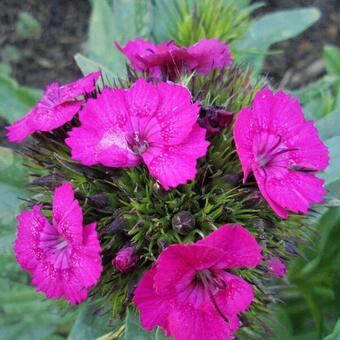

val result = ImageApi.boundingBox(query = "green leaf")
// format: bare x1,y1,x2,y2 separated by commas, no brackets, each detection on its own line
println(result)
80,0,152,78
74,53,115,83
16,11,41,40
316,109,340,141
0,73,41,123
299,207,340,279
237,7,321,74
321,137,340,192
324,318,340,340
293,76,338,120
125,308,170,340
0,147,28,228
67,301,117,340
324,45,340,77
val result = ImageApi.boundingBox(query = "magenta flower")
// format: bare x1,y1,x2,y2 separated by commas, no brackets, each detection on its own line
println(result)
267,257,286,278
7,72,100,142
112,246,139,272
233,88,329,219
133,224,262,340
66,79,209,190
14,182,103,304
115,38,232,80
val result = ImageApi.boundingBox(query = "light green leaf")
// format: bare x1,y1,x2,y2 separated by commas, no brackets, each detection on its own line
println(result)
68,301,116,340
324,318,340,340
0,73,41,123
237,7,321,74
324,136,340,186
316,109,340,141
125,308,170,340
324,45,340,77
293,76,338,120
0,147,28,228
80,0,152,78
74,53,115,84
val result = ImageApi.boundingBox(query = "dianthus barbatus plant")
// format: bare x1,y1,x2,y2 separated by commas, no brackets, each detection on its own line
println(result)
7,37,329,339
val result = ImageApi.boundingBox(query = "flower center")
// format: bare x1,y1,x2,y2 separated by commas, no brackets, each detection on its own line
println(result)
129,132,149,155
194,269,227,293
193,269,230,324
255,133,297,168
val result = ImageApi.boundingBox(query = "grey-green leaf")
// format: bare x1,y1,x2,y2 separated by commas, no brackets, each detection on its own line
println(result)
68,301,117,340
236,7,321,74
0,147,28,228
125,308,170,340
0,74,41,123
324,318,340,340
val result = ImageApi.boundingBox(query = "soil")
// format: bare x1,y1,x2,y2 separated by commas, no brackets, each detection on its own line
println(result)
0,0,339,89
0,0,90,88
255,0,340,88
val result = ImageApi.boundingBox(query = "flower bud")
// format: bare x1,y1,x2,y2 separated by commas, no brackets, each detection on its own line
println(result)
89,193,110,208
31,174,61,187
199,106,233,135
105,217,128,234
112,246,139,273
172,211,195,235
266,257,286,278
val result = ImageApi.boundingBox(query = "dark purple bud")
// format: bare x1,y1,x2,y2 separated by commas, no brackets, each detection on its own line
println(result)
89,193,110,208
105,217,128,234
225,173,242,187
284,238,300,257
199,106,233,135
31,174,61,187
172,211,195,235
112,246,139,273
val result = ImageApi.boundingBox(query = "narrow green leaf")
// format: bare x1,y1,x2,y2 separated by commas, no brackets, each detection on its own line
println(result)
324,45,340,77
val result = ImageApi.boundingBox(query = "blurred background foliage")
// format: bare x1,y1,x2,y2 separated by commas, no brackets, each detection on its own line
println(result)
0,0,339,339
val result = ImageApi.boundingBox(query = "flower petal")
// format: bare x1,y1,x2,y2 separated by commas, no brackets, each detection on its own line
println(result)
197,224,262,268
154,244,226,296
52,182,83,244
143,124,209,189
133,266,171,336
187,38,232,74
168,302,239,340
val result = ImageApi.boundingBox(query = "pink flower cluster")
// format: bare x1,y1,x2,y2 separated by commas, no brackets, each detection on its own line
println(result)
116,38,232,80
134,225,262,340
7,35,330,339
